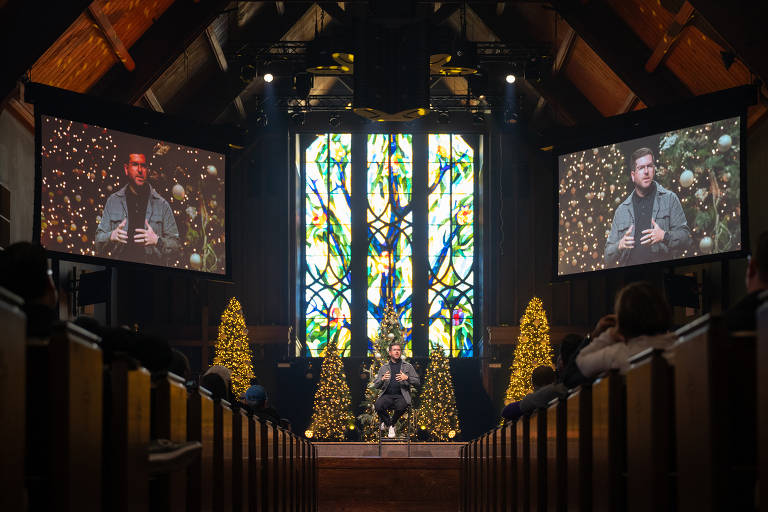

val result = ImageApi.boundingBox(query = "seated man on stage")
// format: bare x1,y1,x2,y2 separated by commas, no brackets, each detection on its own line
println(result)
374,342,420,438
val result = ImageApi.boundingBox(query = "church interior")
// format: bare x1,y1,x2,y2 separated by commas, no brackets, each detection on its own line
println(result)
1,0,768,510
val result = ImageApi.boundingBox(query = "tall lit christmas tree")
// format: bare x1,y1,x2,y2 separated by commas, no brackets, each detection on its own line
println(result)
357,299,411,441
505,297,554,402
417,345,460,441
308,339,355,441
213,297,255,397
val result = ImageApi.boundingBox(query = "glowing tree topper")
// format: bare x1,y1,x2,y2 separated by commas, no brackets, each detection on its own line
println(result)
505,297,554,402
213,297,255,397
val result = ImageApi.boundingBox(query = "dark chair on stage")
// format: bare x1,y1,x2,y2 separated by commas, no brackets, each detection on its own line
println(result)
378,403,414,456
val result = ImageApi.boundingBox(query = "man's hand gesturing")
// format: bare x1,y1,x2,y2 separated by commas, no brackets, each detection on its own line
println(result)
640,220,665,245
395,371,408,382
134,220,158,246
618,224,634,251
110,218,128,243
382,370,391,381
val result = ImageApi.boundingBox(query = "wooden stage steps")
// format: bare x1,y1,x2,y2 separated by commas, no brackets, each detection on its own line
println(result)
314,442,462,512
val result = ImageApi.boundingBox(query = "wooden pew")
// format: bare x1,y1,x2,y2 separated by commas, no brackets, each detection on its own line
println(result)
187,386,215,512
507,421,517,512
232,407,249,512
591,371,626,512
480,432,487,511
668,315,756,511
0,288,25,511
517,415,529,512
151,372,188,512
546,397,566,512
565,384,592,512
626,348,674,512
493,427,502,511
26,322,103,511
213,400,234,512
247,415,259,512
757,293,768,512
529,409,547,512
107,356,151,511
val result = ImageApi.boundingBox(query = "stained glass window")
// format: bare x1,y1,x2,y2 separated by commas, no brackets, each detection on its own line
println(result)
302,133,475,358
428,134,474,357
304,134,352,356
366,134,414,357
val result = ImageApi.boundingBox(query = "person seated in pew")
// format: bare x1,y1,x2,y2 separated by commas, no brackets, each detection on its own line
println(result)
560,315,617,388
200,364,232,401
242,383,281,425
576,281,676,378
502,366,567,422
725,231,768,331
0,241,58,337
555,333,585,380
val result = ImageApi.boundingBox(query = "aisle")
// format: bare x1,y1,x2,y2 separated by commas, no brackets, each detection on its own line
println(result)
315,442,462,512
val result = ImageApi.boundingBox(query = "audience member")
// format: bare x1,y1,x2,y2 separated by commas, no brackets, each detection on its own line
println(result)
502,365,567,422
200,365,232,401
576,281,675,378
168,348,191,381
243,383,281,424
0,242,58,337
560,315,616,388
556,333,584,374
725,231,768,331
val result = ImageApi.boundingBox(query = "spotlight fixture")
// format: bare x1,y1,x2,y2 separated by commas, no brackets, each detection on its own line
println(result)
255,110,268,128
329,113,342,128
290,112,305,127
263,72,274,83
503,109,518,125
437,111,450,124
472,112,485,124
506,74,516,84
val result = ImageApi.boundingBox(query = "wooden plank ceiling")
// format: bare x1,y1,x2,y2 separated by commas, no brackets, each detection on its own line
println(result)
3,0,766,131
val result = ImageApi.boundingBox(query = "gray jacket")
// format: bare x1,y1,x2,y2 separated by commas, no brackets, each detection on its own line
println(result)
95,184,180,263
604,182,691,267
373,360,420,405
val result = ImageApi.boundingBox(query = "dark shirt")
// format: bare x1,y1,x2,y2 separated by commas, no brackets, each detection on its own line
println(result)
724,290,764,331
628,183,656,265
125,185,150,261
385,359,402,395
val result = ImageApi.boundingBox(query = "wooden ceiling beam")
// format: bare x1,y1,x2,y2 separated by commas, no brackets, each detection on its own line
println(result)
687,0,768,87
142,88,164,113
205,25,229,73
87,0,135,72
471,5,602,125
552,26,576,76
166,3,314,124
317,2,349,25
0,0,93,100
550,0,691,107
88,0,231,104
645,1,695,73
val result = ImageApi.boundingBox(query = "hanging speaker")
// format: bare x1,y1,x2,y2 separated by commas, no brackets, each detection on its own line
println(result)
353,20,429,122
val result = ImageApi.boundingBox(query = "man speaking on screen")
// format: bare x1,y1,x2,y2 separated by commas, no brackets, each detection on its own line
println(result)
95,144,180,265
604,147,691,267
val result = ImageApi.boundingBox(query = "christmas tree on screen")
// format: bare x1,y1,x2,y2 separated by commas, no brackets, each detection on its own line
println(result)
307,338,355,441
655,118,741,256
213,297,255,397
505,297,554,402
417,345,460,441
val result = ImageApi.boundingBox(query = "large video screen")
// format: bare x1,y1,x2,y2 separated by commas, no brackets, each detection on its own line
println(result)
38,115,227,274
557,116,742,276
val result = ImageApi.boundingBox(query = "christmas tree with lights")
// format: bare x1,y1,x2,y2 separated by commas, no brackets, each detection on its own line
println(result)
308,337,355,441
505,297,554,402
417,345,460,441
212,297,255,398
357,299,411,441
655,118,741,256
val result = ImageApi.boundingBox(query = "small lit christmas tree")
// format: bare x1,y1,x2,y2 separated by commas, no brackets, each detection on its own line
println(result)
505,297,554,402
417,345,460,441
213,297,255,397
357,299,412,441
308,336,355,441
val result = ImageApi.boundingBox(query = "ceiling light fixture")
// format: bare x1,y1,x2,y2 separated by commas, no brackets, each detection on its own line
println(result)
263,73,274,83
506,74,516,84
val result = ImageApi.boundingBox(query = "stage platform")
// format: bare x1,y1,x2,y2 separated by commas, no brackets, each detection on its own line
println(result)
312,441,463,458
314,442,462,511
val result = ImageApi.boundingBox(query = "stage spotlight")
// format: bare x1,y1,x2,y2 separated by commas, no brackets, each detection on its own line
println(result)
329,113,342,128
472,112,485,124
437,111,450,124
290,112,305,127
263,72,274,83
506,74,516,84
254,111,268,128
504,109,518,124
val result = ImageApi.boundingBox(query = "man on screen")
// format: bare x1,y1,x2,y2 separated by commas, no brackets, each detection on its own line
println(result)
605,147,691,267
95,145,179,264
